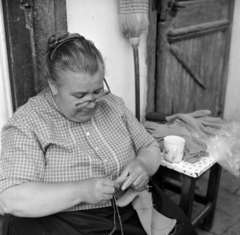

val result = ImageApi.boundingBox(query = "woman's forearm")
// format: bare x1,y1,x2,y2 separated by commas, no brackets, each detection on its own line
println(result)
137,145,161,176
0,176,115,217
0,181,83,217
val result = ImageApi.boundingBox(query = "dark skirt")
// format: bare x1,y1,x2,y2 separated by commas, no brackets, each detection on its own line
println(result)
5,182,198,235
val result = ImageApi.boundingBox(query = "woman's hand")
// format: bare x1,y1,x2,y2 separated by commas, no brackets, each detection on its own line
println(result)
115,145,161,192
115,159,149,191
81,178,118,205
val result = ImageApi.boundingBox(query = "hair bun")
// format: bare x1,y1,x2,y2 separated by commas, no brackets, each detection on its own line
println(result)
47,32,69,50
47,32,83,51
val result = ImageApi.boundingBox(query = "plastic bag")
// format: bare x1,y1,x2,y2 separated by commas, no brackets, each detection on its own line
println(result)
207,120,240,178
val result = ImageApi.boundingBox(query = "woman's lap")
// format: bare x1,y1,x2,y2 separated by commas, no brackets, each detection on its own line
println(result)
10,204,146,235
10,183,198,235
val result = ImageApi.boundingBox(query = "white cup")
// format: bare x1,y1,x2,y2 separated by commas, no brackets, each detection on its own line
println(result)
163,135,185,163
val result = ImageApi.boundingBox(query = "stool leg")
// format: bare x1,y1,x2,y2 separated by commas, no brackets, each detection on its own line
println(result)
202,164,222,231
179,175,196,220
152,168,166,191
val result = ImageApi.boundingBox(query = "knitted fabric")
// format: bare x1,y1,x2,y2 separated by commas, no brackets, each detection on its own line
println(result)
116,188,176,235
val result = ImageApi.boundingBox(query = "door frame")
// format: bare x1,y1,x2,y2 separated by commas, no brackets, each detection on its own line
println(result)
2,0,67,111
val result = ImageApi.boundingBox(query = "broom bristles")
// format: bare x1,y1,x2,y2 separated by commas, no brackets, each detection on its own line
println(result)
119,0,149,39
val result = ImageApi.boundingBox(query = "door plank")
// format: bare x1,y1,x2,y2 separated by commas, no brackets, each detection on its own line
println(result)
170,44,205,89
146,0,158,114
31,0,68,92
174,0,229,28
218,0,235,117
168,20,230,42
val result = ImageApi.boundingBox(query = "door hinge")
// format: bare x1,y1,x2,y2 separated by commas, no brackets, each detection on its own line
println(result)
168,0,185,17
159,0,186,21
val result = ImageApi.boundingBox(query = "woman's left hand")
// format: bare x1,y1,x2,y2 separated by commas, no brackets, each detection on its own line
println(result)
115,159,149,191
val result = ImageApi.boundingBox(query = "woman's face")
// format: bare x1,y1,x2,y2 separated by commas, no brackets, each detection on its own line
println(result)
53,68,105,122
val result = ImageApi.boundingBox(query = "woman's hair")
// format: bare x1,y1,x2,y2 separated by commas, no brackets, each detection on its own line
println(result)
45,31,105,86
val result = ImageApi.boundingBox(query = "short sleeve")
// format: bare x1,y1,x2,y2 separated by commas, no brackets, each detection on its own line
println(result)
0,123,45,193
120,101,159,153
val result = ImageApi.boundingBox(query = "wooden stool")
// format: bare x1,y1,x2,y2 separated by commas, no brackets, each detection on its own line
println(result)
153,154,221,230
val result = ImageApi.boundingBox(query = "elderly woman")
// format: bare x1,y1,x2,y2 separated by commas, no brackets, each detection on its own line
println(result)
0,32,197,235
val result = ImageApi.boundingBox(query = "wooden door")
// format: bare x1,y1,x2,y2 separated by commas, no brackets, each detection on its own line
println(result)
2,0,67,111
146,0,235,117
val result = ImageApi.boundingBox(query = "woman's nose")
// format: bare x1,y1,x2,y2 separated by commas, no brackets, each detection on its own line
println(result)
85,93,93,101
85,100,96,109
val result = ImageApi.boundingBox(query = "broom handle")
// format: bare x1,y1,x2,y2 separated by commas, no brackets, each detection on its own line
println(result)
132,45,140,121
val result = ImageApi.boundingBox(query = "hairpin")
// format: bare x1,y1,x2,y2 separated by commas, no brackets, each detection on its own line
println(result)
50,38,74,60
49,33,83,61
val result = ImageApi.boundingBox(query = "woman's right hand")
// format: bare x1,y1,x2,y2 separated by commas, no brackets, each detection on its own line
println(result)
81,178,118,205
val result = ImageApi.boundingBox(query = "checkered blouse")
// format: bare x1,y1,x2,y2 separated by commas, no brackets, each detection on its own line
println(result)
0,88,159,211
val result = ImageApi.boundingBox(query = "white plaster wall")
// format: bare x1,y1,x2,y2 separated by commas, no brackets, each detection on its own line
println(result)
224,1,240,122
0,1,13,150
66,0,148,122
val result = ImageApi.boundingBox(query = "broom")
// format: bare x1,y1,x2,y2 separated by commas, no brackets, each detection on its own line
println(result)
118,0,149,121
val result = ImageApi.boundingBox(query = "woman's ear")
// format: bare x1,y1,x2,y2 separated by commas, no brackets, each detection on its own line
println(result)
48,81,58,96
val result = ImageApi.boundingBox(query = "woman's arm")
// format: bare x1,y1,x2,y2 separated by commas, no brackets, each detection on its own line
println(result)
116,145,161,191
0,177,116,217
136,145,161,176
0,123,117,217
